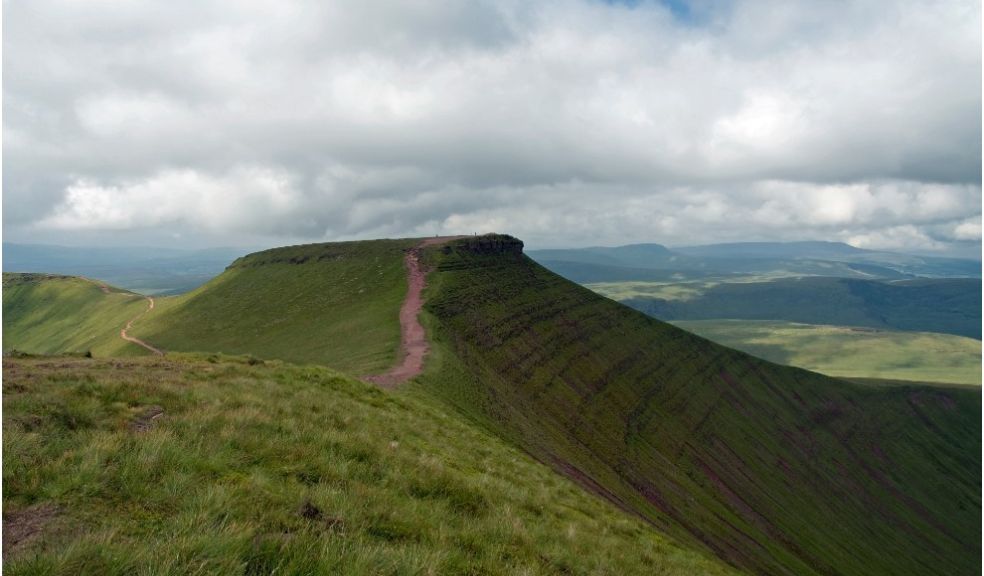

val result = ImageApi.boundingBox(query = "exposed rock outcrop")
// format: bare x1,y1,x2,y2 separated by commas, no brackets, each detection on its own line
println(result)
443,234,524,256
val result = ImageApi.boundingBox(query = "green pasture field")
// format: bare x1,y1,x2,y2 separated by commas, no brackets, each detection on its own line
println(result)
672,320,982,386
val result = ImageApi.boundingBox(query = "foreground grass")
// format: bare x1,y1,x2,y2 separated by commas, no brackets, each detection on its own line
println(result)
2,274,149,357
2,355,736,576
672,320,982,386
129,239,415,376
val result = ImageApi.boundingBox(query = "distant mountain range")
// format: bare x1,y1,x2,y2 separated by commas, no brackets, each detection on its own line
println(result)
529,241,982,340
528,240,981,281
624,276,982,339
2,243,253,294
5,240,978,297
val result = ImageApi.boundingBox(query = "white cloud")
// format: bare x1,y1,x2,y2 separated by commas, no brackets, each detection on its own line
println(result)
40,167,301,233
3,0,980,254
846,225,948,253
951,218,982,241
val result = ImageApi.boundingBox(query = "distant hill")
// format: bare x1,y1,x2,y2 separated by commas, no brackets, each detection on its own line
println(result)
539,257,909,283
675,241,982,277
529,243,685,269
532,240,980,339
129,239,417,375
674,240,868,259
529,240,981,280
618,276,982,339
2,273,147,356
2,243,252,294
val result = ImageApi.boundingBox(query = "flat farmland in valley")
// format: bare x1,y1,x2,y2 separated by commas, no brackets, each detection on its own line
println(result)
672,319,982,386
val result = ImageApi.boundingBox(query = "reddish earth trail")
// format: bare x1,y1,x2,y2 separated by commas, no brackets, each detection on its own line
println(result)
121,295,164,356
366,236,466,388
81,276,164,355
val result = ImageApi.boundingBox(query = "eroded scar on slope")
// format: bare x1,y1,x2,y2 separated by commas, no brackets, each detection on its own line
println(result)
80,276,164,356
121,295,164,356
365,236,466,388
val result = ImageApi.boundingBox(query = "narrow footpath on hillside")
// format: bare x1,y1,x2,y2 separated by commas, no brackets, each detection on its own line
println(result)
366,236,465,388
81,276,165,356
121,295,164,356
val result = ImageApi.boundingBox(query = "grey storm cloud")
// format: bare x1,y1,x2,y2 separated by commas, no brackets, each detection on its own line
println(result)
3,0,981,254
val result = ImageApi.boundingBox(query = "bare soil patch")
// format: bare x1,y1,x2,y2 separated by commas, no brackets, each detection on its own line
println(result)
121,296,164,356
129,405,165,432
366,236,465,388
3,502,60,556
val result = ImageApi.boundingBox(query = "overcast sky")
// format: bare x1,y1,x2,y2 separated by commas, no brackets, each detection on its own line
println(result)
3,0,981,255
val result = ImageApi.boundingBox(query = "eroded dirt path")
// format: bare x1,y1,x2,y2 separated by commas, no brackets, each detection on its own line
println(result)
121,295,164,356
366,236,466,388
80,276,164,355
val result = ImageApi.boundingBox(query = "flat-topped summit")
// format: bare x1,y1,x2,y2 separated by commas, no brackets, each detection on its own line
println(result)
442,233,524,255
225,234,523,270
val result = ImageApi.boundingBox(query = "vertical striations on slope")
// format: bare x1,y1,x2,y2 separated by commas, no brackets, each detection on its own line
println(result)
419,235,981,576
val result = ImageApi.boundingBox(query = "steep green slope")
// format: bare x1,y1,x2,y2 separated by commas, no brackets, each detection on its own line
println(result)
417,236,981,576
130,239,416,375
2,273,149,357
2,355,737,575
671,320,982,385
619,276,982,339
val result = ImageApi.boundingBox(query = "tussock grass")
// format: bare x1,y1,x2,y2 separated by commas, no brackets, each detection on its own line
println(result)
2,355,737,575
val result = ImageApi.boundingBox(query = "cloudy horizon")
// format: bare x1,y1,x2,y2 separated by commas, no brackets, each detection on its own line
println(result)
3,0,981,256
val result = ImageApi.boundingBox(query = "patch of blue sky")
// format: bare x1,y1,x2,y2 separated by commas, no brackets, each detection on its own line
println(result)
599,0,726,26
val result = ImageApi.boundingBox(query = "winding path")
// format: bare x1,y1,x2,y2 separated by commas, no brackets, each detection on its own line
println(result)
81,276,164,356
121,295,164,356
365,236,465,388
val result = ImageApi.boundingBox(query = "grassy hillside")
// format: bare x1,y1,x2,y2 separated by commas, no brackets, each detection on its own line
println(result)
417,236,981,576
671,320,982,386
6,236,980,575
129,239,416,376
2,355,737,576
616,276,982,339
2,273,149,357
